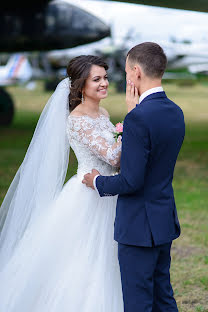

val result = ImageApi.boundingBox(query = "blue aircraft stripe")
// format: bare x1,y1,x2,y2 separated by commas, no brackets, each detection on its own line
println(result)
8,55,20,78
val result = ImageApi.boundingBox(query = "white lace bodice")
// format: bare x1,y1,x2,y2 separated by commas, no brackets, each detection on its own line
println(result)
66,114,122,179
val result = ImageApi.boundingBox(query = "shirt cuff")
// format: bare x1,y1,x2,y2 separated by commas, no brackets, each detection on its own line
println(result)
93,175,100,193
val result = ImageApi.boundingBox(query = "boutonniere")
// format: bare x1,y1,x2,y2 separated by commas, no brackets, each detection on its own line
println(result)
113,122,123,142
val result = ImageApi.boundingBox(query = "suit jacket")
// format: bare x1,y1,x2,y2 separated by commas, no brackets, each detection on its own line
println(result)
96,92,185,247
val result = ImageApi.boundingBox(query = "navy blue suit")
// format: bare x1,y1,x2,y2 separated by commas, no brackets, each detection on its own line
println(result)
96,91,185,311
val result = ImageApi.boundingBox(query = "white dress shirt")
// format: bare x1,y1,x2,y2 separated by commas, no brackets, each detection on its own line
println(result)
139,86,163,104
93,174,100,191
93,86,164,194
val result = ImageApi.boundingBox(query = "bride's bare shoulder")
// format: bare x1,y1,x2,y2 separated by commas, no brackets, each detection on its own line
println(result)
99,107,109,117
69,108,86,117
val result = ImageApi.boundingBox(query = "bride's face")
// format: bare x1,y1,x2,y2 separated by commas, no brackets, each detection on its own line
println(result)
83,65,109,102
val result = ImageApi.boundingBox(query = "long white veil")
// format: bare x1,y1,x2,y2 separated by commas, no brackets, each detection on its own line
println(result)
0,77,71,267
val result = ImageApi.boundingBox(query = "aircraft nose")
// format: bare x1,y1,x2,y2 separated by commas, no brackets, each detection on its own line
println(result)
93,23,111,42
96,21,111,40
46,2,111,49
70,4,111,42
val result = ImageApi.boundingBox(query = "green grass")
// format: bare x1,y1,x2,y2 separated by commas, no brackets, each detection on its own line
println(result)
0,81,208,311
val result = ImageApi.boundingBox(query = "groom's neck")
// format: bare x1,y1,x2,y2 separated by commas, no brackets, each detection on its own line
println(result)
138,79,162,97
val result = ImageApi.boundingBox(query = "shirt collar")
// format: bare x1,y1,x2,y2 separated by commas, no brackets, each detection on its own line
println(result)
139,86,164,104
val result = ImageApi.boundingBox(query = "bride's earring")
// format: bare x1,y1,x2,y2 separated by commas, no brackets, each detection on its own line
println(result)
81,93,84,104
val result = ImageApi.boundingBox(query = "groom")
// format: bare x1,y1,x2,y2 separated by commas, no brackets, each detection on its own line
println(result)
83,42,185,311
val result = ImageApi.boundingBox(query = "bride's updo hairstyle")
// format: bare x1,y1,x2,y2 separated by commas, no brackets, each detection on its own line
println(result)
67,55,108,112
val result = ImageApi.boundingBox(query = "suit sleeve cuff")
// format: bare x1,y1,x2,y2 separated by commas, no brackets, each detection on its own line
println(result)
93,175,100,193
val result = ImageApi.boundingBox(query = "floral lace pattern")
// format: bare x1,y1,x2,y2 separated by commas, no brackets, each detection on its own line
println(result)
66,114,122,179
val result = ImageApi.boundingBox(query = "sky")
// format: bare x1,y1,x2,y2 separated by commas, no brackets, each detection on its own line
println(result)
65,0,208,45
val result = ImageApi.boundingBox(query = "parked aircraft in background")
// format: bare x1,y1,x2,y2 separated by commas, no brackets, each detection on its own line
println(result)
0,54,36,126
0,0,111,126
0,54,33,86
47,0,208,90
46,5,208,92
1,0,110,52
164,42,208,73
2,0,208,126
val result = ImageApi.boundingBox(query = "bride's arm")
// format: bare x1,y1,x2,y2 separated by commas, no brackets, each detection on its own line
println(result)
67,116,122,167
83,129,122,167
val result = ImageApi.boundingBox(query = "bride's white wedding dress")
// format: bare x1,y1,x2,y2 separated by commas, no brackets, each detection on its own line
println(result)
0,113,124,311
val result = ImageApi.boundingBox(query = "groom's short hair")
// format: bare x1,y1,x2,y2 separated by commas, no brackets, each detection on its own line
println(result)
127,42,167,78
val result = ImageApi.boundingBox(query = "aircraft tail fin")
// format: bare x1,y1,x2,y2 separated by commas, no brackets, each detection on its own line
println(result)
5,54,33,82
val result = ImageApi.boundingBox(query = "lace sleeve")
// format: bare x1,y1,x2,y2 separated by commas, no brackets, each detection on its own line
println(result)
67,116,121,167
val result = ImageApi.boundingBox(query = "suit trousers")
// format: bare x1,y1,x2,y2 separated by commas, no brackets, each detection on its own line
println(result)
118,241,178,312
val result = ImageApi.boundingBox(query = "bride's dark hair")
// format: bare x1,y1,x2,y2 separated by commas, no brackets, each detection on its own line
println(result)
67,55,108,112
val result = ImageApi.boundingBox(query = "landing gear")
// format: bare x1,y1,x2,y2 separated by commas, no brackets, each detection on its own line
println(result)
0,88,14,126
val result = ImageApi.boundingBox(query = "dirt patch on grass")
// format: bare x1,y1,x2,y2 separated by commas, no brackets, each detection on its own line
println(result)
172,245,204,259
176,160,202,170
175,159,208,179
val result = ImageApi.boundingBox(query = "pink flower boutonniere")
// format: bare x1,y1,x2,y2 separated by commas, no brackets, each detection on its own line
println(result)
113,122,123,142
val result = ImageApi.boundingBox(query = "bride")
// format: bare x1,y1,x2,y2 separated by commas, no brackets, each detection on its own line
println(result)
0,55,124,311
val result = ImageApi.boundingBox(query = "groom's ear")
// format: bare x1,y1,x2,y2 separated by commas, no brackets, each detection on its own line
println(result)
134,64,142,80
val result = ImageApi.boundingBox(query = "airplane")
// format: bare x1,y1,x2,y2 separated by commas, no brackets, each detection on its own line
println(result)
163,42,208,72
0,54,33,86
0,0,111,126
0,53,37,126
46,1,208,89
1,0,110,52
2,0,208,126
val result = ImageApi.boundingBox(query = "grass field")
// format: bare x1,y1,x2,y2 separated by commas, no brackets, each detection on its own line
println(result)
0,81,208,311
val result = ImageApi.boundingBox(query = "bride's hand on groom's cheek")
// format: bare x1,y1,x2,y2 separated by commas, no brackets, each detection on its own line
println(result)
126,80,138,113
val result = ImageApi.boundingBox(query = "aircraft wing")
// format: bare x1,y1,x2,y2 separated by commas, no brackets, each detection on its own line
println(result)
105,0,208,13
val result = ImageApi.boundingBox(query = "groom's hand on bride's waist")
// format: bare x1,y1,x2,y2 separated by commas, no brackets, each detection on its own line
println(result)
82,169,100,189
